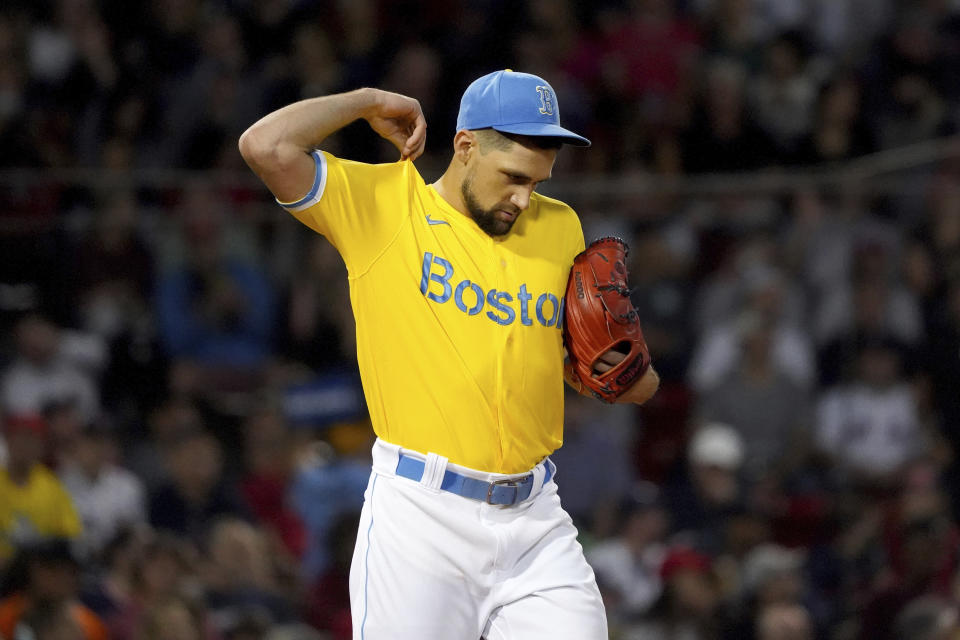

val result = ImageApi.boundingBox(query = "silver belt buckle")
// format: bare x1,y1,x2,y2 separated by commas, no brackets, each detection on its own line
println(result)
486,477,521,505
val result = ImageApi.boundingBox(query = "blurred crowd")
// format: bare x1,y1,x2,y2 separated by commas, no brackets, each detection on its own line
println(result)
3,0,960,639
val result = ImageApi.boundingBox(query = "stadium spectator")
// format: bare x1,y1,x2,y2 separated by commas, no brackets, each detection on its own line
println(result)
742,544,807,607
0,539,107,640
699,0,767,69
78,526,150,630
755,602,814,640
0,414,80,565
276,236,353,373
42,398,88,470
586,484,669,624
16,599,87,640
750,30,817,155
791,75,877,166
599,0,700,140
124,395,206,491
156,186,275,377
74,190,155,342
135,595,206,640
1,315,103,424
664,423,746,554
815,335,924,485
892,596,960,640
681,57,776,173
303,513,356,639
107,532,200,640
696,309,812,475
726,544,811,637
550,391,637,537
147,430,248,542
239,408,306,559
857,491,959,639
628,222,698,384
289,435,369,580
814,236,923,350
624,545,724,640
202,518,295,631
870,17,952,150
59,421,146,562
690,252,814,393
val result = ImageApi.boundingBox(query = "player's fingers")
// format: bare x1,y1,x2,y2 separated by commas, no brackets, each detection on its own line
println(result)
386,130,409,155
404,138,425,161
411,112,427,146
404,136,425,161
592,360,612,375
599,351,626,365
591,350,626,376
402,113,427,160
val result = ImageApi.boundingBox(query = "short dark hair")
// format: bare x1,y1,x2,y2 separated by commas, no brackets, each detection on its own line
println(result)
473,128,563,153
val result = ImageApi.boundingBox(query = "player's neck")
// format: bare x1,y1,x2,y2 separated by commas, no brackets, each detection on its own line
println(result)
431,168,470,218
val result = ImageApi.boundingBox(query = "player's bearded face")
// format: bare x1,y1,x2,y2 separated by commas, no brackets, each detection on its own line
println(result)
461,171,520,237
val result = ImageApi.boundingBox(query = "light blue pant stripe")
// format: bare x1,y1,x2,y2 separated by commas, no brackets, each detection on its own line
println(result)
360,474,378,639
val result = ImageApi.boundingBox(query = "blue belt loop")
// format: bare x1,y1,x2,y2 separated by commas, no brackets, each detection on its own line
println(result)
394,455,554,506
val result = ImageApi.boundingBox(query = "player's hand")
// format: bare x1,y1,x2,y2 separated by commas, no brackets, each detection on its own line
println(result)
565,349,659,403
591,350,625,376
592,350,659,404
364,89,427,161
562,347,623,382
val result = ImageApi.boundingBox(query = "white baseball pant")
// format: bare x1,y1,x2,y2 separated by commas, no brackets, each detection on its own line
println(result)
349,438,607,639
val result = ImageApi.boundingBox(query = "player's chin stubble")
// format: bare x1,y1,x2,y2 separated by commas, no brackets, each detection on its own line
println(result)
461,175,515,237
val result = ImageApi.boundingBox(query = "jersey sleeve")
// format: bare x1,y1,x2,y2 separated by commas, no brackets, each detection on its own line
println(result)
529,192,585,265
559,201,585,264
277,150,412,274
571,216,586,258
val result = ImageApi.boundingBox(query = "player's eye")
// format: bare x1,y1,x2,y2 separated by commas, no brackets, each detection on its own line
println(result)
503,172,543,190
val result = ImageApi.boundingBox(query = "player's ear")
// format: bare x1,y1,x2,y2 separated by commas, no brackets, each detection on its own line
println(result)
453,130,475,165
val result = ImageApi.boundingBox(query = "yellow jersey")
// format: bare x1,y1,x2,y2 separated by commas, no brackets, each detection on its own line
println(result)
0,465,81,561
280,151,585,473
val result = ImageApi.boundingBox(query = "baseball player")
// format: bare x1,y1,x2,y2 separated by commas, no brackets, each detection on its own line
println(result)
239,70,659,639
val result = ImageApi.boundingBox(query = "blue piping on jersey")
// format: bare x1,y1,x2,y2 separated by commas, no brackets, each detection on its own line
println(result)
277,150,326,210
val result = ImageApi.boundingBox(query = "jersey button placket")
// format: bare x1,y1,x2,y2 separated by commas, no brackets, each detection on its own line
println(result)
492,244,511,465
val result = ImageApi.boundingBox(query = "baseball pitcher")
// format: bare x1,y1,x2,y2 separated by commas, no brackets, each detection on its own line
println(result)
239,69,659,639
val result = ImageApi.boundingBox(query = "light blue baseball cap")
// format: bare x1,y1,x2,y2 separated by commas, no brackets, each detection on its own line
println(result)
456,70,591,147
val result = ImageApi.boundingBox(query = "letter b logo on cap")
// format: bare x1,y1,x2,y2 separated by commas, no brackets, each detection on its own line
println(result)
536,86,554,116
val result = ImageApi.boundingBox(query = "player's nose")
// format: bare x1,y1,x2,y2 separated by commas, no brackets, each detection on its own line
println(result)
510,189,532,211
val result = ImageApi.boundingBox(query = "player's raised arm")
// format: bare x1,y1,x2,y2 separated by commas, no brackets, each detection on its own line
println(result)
238,88,427,202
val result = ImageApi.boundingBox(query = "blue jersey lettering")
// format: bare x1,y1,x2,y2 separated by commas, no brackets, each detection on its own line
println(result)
420,253,453,303
455,280,485,315
535,293,560,327
486,290,516,325
518,284,533,326
419,251,563,328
